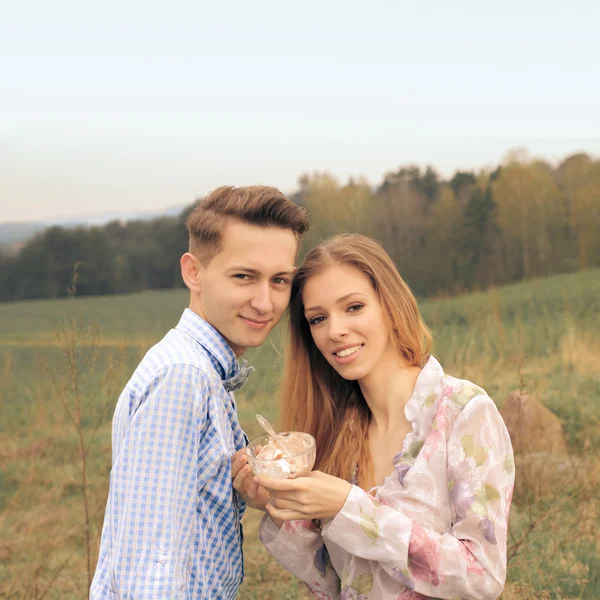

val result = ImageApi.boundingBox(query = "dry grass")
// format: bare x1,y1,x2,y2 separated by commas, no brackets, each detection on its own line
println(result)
1,270,599,599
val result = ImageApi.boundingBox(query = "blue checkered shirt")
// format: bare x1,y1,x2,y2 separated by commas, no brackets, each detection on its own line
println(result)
91,309,250,599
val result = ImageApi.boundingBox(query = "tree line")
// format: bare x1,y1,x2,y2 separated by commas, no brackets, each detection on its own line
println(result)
1,150,598,302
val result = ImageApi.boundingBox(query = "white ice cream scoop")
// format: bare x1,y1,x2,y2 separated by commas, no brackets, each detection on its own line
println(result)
256,413,293,457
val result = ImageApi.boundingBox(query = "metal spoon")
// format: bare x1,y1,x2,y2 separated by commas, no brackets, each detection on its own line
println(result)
256,414,292,457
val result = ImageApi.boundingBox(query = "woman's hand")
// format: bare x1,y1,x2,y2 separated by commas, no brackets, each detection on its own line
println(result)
231,448,270,511
255,471,352,521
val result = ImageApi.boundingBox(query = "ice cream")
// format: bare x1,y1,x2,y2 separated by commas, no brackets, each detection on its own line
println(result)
246,432,316,479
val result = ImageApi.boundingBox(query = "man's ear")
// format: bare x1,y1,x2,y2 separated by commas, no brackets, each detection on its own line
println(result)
181,252,203,293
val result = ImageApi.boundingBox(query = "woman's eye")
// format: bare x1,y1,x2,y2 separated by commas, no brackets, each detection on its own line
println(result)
348,304,363,312
308,316,325,326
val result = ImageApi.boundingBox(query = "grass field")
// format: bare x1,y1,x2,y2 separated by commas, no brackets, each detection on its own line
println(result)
1,269,599,599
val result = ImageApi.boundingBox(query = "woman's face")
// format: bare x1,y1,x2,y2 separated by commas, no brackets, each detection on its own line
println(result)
302,263,396,382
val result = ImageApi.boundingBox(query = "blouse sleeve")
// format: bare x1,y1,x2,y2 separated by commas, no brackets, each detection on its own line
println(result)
322,395,515,600
258,514,341,599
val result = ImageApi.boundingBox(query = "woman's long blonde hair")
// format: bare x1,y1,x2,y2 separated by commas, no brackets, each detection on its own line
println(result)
281,234,432,486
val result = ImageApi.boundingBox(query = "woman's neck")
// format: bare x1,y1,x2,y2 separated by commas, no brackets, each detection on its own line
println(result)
358,351,421,435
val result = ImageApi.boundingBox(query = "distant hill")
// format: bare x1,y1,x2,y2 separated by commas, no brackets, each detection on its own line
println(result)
0,222,46,247
0,204,187,248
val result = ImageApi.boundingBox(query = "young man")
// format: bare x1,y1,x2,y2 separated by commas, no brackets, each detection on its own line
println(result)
91,186,308,599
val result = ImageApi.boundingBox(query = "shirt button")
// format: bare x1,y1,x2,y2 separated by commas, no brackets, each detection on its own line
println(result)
159,555,168,564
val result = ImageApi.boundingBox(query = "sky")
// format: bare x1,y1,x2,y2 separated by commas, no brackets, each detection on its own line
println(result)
1,0,599,223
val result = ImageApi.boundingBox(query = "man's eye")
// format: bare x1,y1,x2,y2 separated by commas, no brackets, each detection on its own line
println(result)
233,274,251,280
273,277,289,285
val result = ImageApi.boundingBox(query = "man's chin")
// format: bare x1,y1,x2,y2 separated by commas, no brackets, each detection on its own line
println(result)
228,331,271,354
240,334,270,349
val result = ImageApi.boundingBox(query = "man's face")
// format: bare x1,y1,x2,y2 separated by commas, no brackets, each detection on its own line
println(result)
194,221,298,356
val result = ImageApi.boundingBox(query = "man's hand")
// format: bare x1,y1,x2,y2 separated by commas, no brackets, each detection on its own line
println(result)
231,448,270,511
255,471,352,521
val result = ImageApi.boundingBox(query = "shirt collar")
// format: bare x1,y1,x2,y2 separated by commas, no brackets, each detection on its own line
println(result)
404,354,445,437
175,308,241,381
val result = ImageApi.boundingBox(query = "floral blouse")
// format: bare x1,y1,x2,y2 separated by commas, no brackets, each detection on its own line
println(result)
259,356,515,600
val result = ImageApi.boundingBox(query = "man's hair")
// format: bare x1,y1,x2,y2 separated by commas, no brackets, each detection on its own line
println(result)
186,185,309,263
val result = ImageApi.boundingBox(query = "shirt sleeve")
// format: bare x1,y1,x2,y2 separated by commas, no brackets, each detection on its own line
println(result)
259,514,341,598
108,364,206,599
322,395,515,600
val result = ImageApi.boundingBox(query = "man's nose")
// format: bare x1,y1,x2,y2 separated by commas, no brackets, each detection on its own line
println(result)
249,283,274,314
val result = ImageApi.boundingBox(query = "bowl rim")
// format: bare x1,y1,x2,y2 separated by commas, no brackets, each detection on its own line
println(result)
246,431,316,462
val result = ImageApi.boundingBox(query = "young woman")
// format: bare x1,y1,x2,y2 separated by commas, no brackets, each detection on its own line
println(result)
233,234,514,600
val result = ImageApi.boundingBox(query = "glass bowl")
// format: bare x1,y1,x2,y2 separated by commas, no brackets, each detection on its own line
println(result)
246,431,316,479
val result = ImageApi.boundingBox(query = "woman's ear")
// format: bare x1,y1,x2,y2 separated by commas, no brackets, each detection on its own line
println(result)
180,252,203,293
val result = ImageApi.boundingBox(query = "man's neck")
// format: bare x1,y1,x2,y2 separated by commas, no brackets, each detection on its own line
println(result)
187,300,247,358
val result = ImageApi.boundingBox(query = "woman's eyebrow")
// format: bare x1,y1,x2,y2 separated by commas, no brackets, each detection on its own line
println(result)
305,292,367,314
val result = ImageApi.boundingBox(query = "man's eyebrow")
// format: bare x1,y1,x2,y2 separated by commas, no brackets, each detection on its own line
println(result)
228,267,295,276
305,292,367,314
229,267,260,275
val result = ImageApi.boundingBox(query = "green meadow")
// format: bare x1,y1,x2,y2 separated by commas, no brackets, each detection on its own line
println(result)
1,269,599,599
